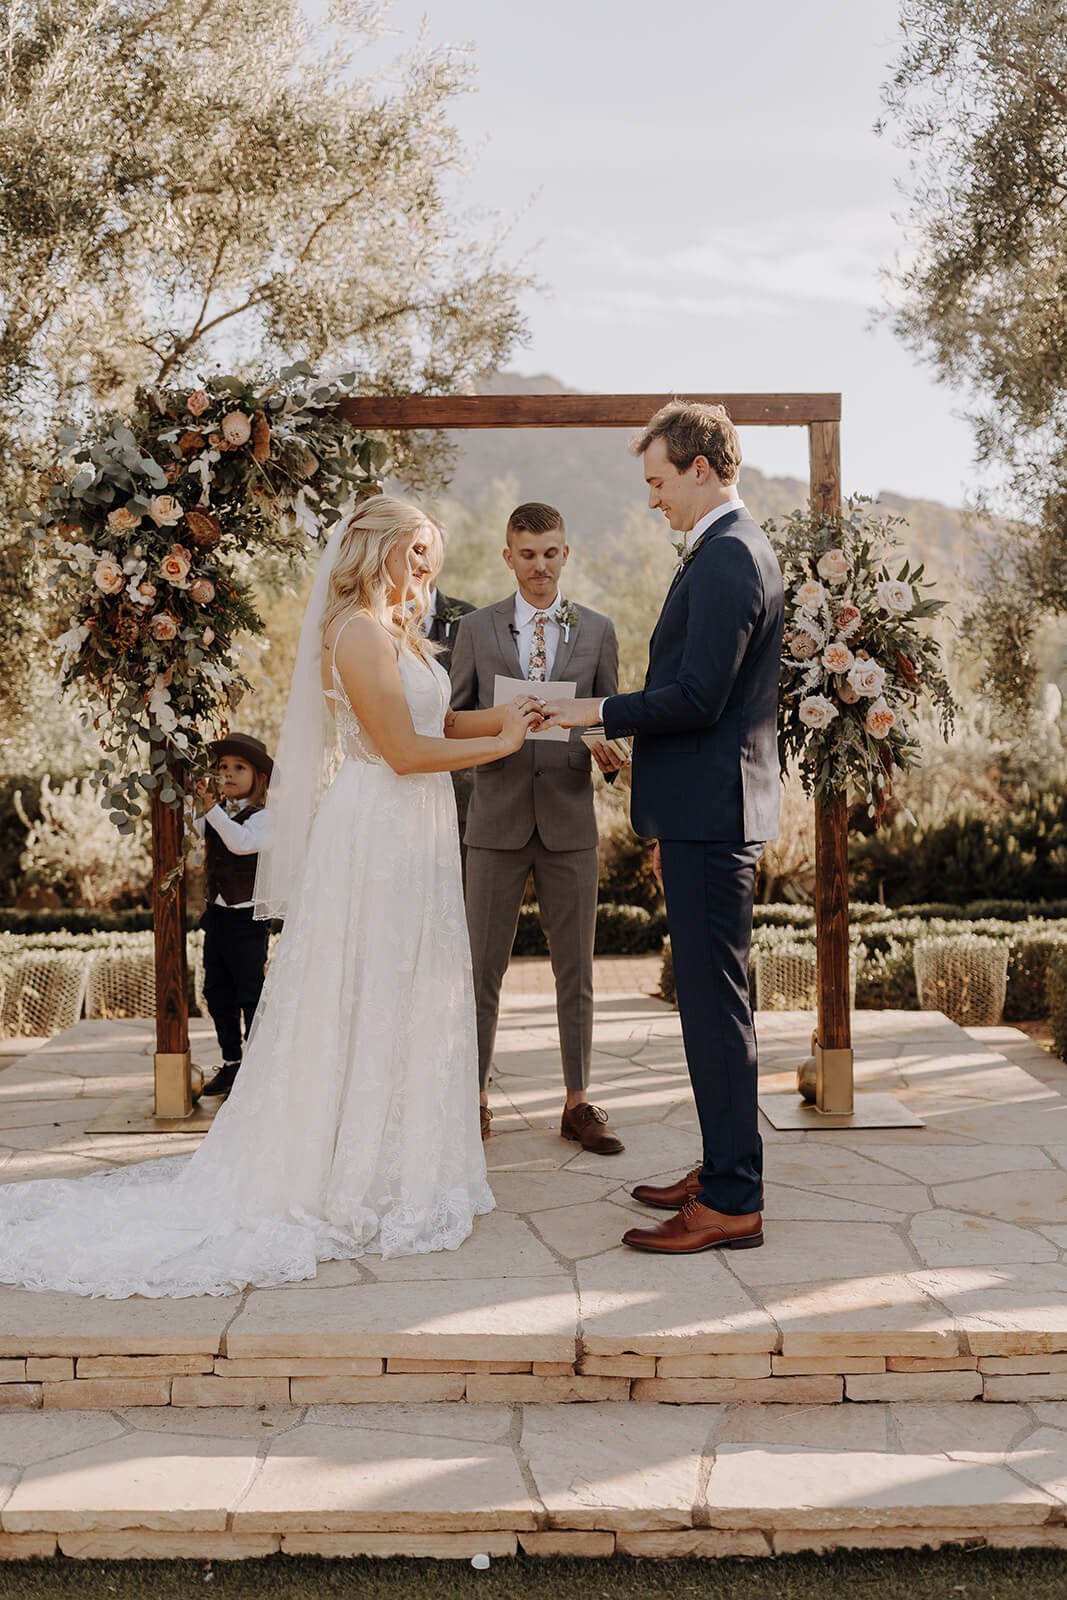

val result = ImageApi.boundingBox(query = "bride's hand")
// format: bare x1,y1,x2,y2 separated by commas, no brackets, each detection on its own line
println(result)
499,695,546,752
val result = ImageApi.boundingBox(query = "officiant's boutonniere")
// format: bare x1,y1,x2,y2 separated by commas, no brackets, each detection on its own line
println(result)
435,600,466,639
554,598,579,642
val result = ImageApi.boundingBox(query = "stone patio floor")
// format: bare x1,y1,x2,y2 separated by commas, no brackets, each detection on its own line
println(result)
4,962,1067,1556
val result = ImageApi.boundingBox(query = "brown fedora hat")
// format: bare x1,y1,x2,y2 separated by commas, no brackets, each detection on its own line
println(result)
210,732,274,779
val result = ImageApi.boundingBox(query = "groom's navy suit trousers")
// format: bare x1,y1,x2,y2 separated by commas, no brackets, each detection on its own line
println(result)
603,507,784,1216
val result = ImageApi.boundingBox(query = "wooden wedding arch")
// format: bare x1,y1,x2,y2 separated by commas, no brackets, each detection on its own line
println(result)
146,391,856,1130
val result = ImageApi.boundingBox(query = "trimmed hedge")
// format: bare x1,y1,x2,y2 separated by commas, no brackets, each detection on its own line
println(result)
1048,949,1067,1060
659,915,1067,1018
514,903,667,959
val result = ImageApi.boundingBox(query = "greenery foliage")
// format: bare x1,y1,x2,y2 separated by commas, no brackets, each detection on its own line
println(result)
850,790,1067,906
880,0,1067,719
770,499,954,814
32,369,385,833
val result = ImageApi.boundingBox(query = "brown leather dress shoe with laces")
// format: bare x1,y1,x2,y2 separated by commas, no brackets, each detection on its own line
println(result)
632,1168,764,1210
631,1167,702,1209
560,1102,624,1155
623,1198,763,1254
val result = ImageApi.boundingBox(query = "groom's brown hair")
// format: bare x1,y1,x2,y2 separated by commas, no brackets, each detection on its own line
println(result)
632,400,742,485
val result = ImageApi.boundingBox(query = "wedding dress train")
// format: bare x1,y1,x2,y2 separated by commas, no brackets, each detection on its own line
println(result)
0,635,494,1297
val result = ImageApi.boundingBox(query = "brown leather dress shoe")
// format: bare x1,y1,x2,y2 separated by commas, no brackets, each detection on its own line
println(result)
560,1102,624,1155
623,1198,763,1254
480,1105,493,1142
631,1167,701,1209
632,1169,765,1211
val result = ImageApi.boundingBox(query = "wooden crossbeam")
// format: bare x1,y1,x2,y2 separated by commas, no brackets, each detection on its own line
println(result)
337,393,841,430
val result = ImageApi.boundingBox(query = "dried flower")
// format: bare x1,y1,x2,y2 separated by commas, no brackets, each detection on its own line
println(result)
834,604,862,639
220,411,251,447
251,412,271,462
178,430,206,455
186,390,210,417
837,680,861,705
202,626,215,647
184,509,221,549
788,630,821,661
896,650,920,690
189,577,215,605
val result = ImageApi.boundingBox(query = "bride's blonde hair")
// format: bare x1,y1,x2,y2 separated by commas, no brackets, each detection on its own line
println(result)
321,494,443,657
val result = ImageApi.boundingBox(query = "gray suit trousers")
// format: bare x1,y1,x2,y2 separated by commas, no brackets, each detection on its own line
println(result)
465,832,598,1093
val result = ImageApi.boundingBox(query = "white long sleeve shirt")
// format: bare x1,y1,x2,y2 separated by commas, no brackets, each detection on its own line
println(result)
191,804,270,909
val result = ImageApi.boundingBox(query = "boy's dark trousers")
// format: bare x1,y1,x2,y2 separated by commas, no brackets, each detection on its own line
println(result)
201,903,270,1063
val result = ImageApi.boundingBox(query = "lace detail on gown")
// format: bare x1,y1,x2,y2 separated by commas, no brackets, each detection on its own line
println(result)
0,626,493,1297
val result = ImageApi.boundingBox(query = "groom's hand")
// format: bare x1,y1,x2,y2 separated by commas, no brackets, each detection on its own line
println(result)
539,697,603,730
589,740,628,774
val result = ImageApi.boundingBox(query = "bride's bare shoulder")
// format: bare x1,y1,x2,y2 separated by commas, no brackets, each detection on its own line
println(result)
325,612,399,672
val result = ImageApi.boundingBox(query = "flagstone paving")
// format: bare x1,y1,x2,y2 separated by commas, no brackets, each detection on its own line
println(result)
3,1400,1067,1557
2,981,1067,1405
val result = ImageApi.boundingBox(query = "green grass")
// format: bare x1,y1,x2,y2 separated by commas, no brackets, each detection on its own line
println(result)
3,1550,1067,1600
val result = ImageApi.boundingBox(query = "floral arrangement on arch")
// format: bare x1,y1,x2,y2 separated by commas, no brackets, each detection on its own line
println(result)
28,365,386,835
768,497,955,820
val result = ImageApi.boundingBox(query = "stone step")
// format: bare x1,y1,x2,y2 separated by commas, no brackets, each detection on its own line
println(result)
2,1400,1067,1561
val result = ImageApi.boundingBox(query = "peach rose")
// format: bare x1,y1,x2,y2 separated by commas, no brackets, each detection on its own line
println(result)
838,680,861,705
107,506,141,533
847,658,887,699
220,411,251,447
822,642,854,673
834,604,862,639
189,576,215,605
132,582,156,607
186,390,210,417
865,698,896,739
798,694,839,730
816,548,849,584
148,494,183,527
160,545,191,586
93,557,125,595
150,611,179,642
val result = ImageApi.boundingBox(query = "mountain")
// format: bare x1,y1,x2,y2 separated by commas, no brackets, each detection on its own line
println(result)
436,371,981,583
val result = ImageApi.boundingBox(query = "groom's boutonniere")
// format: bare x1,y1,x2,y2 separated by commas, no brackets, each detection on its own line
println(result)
435,600,466,639
554,598,579,642
672,531,710,574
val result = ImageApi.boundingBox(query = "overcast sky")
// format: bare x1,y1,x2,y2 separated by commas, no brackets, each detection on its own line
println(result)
312,0,980,507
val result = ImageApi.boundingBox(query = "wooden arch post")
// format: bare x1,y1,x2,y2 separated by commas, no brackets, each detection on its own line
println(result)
142,388,869,1127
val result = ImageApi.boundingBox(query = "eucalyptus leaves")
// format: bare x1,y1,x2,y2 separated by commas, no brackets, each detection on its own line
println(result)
29,366,386,835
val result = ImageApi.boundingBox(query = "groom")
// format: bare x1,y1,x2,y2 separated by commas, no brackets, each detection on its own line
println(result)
544,401,783,1254
449,502,626,1154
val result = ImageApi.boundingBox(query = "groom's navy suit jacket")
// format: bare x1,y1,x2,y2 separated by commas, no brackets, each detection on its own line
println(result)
603,507,784,843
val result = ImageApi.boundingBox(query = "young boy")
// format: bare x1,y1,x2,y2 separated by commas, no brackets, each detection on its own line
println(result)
194,733,273,1099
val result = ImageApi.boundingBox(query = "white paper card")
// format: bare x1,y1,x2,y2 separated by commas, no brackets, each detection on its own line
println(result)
493,675,576,742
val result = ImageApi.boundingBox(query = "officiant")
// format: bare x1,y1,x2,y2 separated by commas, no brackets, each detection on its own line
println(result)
449,501,626,1153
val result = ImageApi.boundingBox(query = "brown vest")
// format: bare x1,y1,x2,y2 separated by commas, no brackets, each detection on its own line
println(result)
205,805,260,906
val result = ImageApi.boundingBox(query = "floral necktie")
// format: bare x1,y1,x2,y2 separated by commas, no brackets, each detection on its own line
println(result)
527,611,550,682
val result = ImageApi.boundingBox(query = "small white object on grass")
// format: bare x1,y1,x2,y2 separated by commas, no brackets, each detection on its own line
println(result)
471,1553,491,1570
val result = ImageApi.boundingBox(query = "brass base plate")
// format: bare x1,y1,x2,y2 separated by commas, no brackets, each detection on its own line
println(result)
88,1090,218,1136
759,1091,924,1131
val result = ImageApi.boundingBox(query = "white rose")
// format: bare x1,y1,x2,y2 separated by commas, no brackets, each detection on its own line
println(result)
876,579,913,616
93,557,125,595
816,548,849,584
795,579,826,613
798,694,839,730
847,658,887,698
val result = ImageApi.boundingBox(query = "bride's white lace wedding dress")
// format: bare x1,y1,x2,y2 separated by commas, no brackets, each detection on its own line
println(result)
0,628,494,1297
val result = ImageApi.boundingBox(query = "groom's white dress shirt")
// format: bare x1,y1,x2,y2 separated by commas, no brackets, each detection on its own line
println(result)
513,590,563,680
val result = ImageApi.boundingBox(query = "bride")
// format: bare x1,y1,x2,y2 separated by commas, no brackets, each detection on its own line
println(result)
0,496,544,1298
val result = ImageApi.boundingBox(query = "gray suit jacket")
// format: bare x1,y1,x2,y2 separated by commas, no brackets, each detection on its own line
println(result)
450,599,619,852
